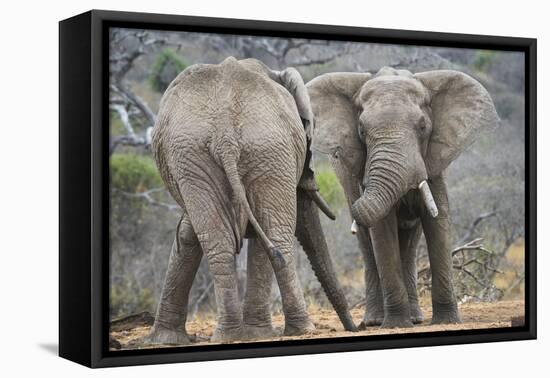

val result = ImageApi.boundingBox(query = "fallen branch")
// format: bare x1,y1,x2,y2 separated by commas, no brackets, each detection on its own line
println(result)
452,238,494,256
418,237,501,279
110,311,155,332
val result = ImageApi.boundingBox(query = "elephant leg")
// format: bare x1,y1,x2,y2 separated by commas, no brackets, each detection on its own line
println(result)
242,238,279,339
271,230,315,337
357,227,384,327
197,229,244,342
330,157,383,327
398,222,424,324
420,176,461,324
174,156,248,342
148,213,203,345
248,186,314,336
370,208,413,328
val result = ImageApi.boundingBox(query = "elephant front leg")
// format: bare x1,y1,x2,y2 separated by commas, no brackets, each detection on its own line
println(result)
398,222,424,324
242,238,280,339
148,216,203,345
357,226,385,328
420,176,460,324
370,209,413,328
329,158,384,328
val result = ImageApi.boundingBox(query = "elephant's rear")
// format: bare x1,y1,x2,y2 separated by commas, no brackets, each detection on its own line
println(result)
151,58,301,252
152,62,228,209
152,58,305,209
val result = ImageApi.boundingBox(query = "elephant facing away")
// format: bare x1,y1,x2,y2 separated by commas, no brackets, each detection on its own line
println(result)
147,57,356,345
307,67,499,328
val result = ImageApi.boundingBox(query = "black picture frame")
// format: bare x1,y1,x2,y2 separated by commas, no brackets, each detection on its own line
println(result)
59,9,537,368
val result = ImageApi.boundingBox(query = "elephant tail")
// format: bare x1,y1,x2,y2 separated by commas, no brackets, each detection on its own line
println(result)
219,153,285,266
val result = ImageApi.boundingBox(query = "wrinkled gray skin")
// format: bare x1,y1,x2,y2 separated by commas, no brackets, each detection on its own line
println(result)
147,57,356,345
307,67,499,328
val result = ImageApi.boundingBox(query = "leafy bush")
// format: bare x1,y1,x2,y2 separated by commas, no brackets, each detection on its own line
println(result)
149,49,187,92
315,167,345,210
110,153,162,192
473,50,500,72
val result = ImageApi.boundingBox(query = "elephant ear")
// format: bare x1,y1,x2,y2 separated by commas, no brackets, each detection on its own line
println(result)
415,70,500,177
306,72,371,177
277,67,315,140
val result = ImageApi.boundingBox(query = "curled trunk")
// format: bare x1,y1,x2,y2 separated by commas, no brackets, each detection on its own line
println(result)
295,190,357,332
352,149,409,228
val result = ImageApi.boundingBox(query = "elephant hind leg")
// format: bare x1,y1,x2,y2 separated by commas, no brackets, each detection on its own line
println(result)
177,170,246,343
242,238,280,340
147,213,203,345
247,179,314,336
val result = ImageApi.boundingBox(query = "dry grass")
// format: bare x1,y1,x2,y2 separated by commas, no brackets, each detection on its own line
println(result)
493,239,525,299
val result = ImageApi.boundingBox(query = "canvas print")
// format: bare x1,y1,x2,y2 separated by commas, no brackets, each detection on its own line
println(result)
108,27,525,351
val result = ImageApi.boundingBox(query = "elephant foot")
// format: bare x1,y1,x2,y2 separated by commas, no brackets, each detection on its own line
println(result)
243,324,281,340
284,318,316,336
145,324,191,345
410,301,425,324
358,299,385,329
380,303,414,328
358,312,385,329
381,314,414,329
431,303,461,324
210,325,245,343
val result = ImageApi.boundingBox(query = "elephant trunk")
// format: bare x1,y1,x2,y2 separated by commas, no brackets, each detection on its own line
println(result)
351,140,439,227
351,147,409,228
296,190,358,332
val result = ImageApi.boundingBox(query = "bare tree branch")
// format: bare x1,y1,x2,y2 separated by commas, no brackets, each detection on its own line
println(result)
112,188,179,211
111,83,157,127
458,211,498,245
110,104,137,139
108,103,152,155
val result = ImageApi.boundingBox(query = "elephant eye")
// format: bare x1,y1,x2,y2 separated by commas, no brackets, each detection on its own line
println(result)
417,116,427,133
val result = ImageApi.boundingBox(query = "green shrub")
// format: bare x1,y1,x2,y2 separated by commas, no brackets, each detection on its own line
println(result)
315,167,345,210
473,50,500,72
149,49,187,92
110,153,162,192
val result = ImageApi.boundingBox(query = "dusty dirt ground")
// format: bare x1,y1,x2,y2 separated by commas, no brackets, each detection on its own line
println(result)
110,300,524,351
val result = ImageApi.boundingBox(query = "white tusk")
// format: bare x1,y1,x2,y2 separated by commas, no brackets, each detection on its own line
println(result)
351,220,359,234
418,180,438,218
351,186,366,234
